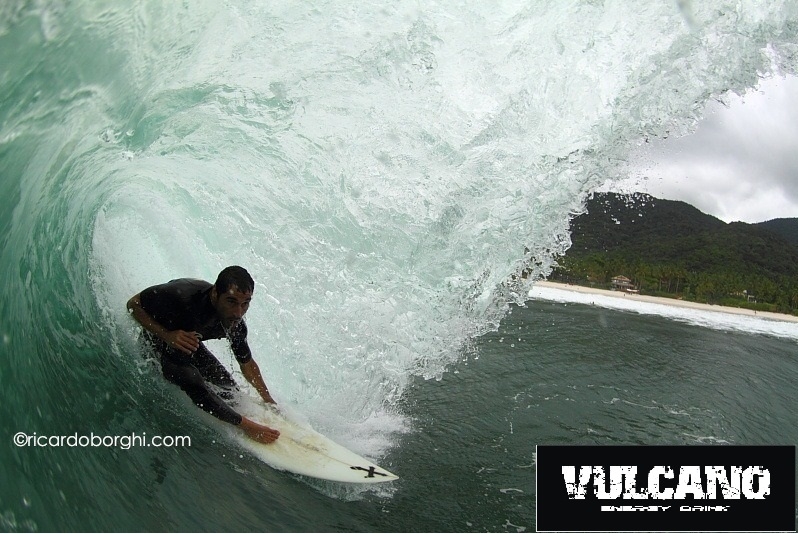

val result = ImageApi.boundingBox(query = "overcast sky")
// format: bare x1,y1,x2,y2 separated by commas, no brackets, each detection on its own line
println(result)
609,74,798,224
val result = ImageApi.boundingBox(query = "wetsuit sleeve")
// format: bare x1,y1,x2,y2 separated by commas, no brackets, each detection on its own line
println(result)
230,321,253,364
139,282,186,331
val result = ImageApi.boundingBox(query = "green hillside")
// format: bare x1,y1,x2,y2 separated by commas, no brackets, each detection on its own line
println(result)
552,192,798,314
756,218,798,248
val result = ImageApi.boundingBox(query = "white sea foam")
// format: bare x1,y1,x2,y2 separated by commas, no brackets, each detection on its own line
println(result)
528,285,798,341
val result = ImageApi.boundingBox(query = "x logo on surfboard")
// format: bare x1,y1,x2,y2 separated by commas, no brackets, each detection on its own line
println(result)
350,465,390,478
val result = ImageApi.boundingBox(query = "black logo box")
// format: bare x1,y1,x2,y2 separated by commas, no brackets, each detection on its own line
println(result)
536,445,795,532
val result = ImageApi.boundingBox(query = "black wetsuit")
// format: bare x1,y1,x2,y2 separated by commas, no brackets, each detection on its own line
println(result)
139,278,252,425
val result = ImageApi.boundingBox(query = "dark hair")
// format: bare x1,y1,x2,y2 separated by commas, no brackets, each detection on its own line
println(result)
215,266,254,294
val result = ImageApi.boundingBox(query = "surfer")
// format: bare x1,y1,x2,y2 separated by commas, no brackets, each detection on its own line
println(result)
126,266,280,444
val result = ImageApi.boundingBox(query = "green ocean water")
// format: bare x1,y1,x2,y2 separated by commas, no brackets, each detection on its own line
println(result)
4,299,797,532
1,1,797,531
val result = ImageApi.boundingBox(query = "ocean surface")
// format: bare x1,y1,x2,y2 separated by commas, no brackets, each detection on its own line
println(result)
1,1,797,532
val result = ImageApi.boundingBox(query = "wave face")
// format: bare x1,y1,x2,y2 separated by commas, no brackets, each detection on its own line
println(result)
1,0,797,527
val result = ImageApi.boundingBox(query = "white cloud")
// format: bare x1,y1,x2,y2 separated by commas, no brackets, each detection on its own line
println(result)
610,75,798,223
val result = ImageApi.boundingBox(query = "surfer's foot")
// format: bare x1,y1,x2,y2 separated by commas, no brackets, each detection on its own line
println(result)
239,416,280,444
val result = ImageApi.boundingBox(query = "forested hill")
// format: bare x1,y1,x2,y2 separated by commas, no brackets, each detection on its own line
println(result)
756,217,798,248
553,192,798,313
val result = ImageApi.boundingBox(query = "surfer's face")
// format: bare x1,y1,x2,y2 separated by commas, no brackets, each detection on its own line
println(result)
212,285,252,328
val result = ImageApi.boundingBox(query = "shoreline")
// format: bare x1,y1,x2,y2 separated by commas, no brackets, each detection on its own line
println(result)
532,281,798,324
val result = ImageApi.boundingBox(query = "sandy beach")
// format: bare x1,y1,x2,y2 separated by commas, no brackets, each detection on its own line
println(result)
534,280,798,324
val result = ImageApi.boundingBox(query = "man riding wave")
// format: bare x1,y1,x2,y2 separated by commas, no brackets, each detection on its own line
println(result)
127,266,279,444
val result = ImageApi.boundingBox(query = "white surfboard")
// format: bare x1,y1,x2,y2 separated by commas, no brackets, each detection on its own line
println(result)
232,403,398,484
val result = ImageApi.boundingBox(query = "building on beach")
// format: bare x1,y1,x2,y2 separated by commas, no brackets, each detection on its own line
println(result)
611,275,636,292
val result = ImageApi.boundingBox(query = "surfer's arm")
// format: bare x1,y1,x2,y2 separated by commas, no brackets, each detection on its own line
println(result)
239,416,280,443
126,293,199,354
240,359,276,404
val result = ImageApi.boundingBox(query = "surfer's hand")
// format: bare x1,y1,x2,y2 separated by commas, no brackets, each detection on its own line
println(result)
240,417,280,444
162,330,200,355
